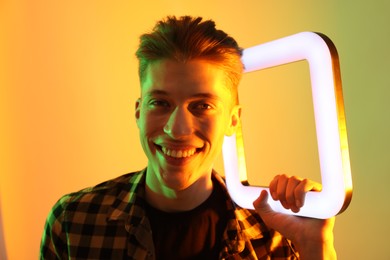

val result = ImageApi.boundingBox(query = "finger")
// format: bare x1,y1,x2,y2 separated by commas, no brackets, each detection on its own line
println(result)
253,190,277,219
311,180,322,192
275,174,290,209
286,176,302,212
294,179,323,208
269,175,280,200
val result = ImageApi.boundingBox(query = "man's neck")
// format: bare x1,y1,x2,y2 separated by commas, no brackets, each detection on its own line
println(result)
145,172,214,212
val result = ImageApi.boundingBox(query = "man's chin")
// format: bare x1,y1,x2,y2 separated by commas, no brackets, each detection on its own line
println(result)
160,171,192,191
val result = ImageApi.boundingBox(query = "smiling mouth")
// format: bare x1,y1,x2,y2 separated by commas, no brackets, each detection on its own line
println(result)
156,145,202,159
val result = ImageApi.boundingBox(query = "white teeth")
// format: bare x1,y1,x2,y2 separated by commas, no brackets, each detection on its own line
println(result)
161,147,196,158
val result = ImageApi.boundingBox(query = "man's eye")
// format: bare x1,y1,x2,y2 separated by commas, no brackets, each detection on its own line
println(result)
149,100,169,108
193,103,212,110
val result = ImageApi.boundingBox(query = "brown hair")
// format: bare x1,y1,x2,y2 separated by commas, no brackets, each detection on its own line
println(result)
135,16,243,103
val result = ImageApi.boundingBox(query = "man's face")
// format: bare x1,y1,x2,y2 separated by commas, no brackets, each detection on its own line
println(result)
136,59,240,192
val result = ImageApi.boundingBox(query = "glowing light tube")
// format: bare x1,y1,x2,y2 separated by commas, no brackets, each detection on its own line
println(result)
223,32,353,219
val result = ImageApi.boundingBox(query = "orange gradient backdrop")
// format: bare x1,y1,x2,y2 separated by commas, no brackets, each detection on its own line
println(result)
1,1,389,259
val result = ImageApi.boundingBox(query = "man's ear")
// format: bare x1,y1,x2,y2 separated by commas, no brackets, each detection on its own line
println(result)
135,98,141,127
225,105,241,136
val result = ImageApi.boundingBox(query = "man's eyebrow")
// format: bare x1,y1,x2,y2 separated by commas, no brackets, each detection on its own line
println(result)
144,90,221,100
144,90,169,97
191,93,221,100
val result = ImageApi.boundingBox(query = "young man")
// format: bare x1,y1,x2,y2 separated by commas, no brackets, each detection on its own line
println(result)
40,16,336,259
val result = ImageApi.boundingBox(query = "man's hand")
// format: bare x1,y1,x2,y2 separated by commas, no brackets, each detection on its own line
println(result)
253,174,337,260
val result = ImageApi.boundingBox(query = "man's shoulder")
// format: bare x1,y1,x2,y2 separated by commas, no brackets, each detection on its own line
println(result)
72,170,143,195
52,170,145,215
79,170,144,193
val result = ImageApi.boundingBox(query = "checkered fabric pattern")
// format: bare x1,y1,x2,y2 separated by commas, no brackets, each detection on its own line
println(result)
40,169,299,259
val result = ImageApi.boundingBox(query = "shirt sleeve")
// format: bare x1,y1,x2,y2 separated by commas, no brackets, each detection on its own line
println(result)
252,229,300,259
40,196,69,260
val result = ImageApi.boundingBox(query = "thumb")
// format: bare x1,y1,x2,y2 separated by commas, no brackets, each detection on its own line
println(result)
254,190,308,244
253,190,279,223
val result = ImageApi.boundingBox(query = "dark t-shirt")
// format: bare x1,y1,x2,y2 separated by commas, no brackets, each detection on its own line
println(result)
145,179,228,260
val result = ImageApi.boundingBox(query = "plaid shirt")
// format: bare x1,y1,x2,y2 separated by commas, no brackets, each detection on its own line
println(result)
40,169,299,259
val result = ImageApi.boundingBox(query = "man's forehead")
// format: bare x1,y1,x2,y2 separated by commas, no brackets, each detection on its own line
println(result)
142,88,224,101
141,61,228,86
143,59,226,79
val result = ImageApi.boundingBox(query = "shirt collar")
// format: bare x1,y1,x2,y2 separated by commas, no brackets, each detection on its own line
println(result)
106,168,147,222
105,169,265,256
212,171,265,255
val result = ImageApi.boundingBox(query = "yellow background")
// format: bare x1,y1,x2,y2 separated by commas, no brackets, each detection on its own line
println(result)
1,1,389,259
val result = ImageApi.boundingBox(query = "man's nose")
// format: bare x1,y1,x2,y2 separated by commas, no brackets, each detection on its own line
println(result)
163,107,193,138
